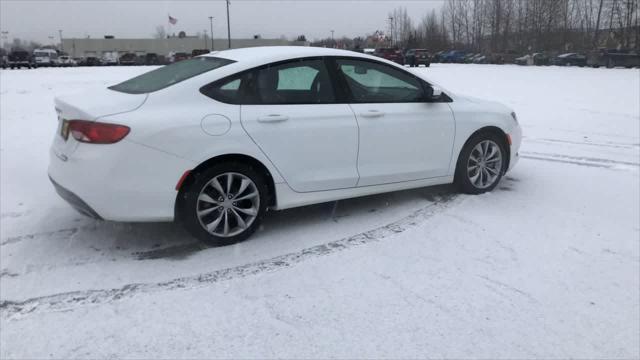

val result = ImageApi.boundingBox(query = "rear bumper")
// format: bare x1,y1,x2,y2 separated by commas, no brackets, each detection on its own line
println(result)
48,139,196,222
49,176,103,219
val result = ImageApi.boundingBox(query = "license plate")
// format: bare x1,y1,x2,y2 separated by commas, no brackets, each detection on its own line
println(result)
60,119,69,140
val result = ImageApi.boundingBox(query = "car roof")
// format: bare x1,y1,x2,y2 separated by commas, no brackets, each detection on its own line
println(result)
202,46,390,68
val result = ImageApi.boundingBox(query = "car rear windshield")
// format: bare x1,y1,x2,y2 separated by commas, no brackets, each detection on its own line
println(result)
109,57,234,94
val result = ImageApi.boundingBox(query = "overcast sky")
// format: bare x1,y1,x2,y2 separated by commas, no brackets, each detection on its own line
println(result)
0,0,443,44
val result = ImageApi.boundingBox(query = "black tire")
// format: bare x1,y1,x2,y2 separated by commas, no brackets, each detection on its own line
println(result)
178,162,269,246
606,59,614,68
454,132,508,194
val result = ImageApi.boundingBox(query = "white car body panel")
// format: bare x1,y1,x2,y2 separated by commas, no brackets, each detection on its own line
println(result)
349,102,455,186
48,46,522,221
241,104,359,192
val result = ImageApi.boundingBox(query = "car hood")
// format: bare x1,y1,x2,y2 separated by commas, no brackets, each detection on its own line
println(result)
454,95,513,113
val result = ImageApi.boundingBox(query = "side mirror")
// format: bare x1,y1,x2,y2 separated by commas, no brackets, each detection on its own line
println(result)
432,86,443,98
424,85,443,101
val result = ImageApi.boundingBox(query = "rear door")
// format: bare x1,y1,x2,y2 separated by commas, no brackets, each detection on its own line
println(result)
333,57,455,187
240,58,359,192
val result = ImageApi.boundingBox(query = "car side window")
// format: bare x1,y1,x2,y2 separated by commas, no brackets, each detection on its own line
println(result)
336,59,424,103
200,73,246,104
254,59,335,104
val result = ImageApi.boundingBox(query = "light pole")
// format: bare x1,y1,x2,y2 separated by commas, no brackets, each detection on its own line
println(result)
226,0,231,49
208,16,214,50
58,29,63,52
1,31,8,50
330,30,335,48
388,16,394,47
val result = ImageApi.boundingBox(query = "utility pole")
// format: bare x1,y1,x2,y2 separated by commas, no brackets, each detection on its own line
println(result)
1,31,8,50
226,0,231,49
208,16,214,50
58,29,63,52
203,30,208,49
388,17,394,47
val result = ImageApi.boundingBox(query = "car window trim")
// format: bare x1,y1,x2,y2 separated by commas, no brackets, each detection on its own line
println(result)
329,56,430,104
201,56,340,105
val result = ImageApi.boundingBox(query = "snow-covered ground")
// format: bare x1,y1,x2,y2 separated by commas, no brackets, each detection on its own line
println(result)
1,64,638,358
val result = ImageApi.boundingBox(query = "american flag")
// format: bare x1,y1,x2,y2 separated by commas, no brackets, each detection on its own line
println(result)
168,15,177,25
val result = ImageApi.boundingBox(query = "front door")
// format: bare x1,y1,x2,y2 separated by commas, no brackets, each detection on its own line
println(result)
334,58,455,186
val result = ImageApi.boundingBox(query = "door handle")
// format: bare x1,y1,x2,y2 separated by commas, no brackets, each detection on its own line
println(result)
258,114,289,122
360,110,385,118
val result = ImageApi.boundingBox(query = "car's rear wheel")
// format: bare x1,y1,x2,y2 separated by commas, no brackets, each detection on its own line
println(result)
179,162,268,246
455,133,507,194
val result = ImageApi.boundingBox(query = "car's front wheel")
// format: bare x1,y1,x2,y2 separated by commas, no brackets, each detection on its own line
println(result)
179,162,268,246
455,133,507,194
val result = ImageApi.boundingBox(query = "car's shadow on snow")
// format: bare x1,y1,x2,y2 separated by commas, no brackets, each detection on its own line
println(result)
50,184,460,262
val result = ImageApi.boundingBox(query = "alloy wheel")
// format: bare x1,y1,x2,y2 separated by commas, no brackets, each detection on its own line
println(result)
196,172,260,238
466,140,503,189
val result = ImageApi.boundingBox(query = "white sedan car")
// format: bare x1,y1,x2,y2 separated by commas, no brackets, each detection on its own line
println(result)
49,46,521,245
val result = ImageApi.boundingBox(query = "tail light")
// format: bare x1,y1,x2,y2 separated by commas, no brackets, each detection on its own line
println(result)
68,120,130,144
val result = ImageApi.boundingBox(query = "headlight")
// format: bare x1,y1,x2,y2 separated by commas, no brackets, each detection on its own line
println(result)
510,111,518,124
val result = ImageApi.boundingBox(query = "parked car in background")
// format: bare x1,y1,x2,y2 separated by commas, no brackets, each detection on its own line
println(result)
531,53,549,65
119,53,137,66
514,54,531,65
1,49,7,69
551,53,587,67
57,55,77,67
192,49,210,57
441,50,467,63
33,48,58,67
462,53,477,64
373,47,404,64
170,52,190,63
85,56,102,66
100,51,118,65
432,50,447,63
587,48,640,68
470,54,488,64
135,55,147,66
145,53,160,65
48,46,521,246
8,49,35,69
489,51,520,64
404,49,431,67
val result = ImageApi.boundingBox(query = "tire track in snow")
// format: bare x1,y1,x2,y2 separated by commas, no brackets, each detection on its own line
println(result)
0,228,81,246
0,193,459,318
520,151,639,169
524,137,639,149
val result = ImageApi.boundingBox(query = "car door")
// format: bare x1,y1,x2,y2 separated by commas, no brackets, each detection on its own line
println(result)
333,57,455,187
240,58,359,192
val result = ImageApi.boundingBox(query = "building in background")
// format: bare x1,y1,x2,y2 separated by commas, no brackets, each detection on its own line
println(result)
62,36,309,58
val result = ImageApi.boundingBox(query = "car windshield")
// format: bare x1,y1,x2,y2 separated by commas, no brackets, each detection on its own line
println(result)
109,57,234,94
34,52,48,56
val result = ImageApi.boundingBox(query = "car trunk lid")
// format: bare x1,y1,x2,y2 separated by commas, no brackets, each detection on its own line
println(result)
51,88,147,157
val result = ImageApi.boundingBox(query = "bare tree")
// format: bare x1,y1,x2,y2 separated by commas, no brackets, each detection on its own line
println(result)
153,25,167,39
